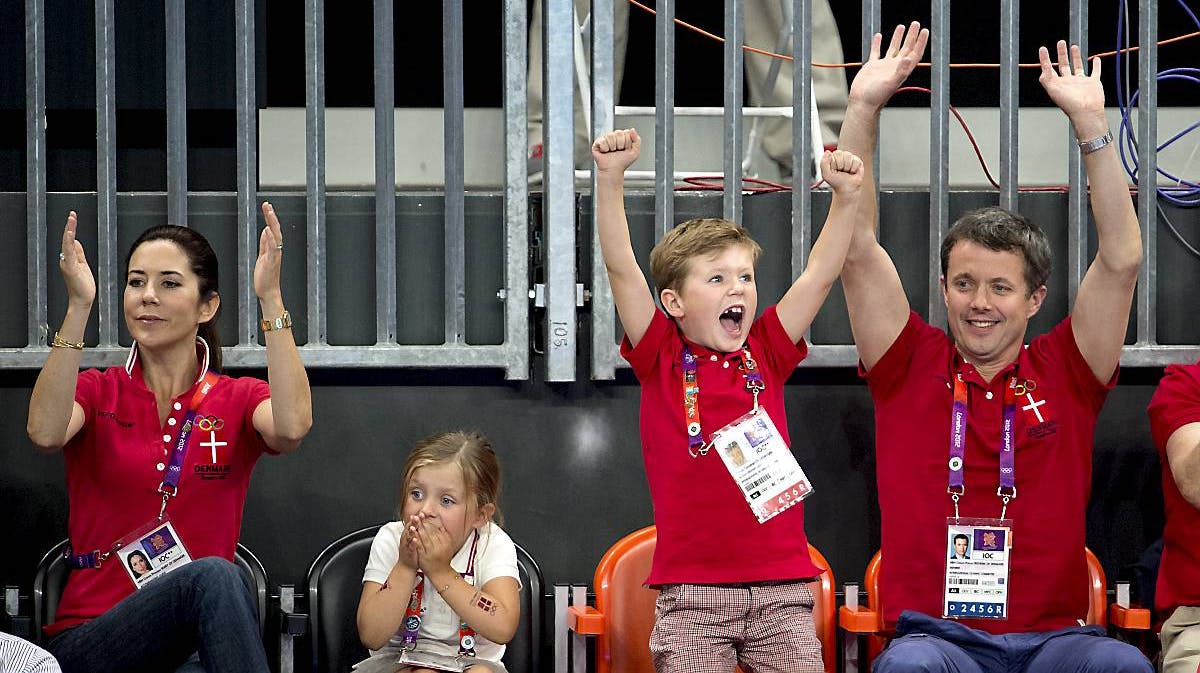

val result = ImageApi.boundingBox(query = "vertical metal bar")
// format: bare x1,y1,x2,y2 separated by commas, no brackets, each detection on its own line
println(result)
544,0,576,381
1136,0,1157,344
861,0,881,189
502,0,530,380
928,0,951,328
552,584,569,673
165,0,187,225
791,0,812,324
374,0,397,344
591,0,618,380
305,0,327,346
654,0,675,239
443,0,466,345
570,585,588,673
998,0,1018,211
722,0,743,222
26,0,47,348
279,585,295,673
1066,2,1088,303
235,0,257,347
95,0,118,347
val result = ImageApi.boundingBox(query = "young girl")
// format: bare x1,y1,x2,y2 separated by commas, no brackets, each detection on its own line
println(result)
357,431,520,673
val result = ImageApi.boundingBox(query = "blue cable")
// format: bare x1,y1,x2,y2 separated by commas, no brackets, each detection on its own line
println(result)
1114,0,1200,207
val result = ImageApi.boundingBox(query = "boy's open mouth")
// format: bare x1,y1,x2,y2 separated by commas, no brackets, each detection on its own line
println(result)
719,305,745,333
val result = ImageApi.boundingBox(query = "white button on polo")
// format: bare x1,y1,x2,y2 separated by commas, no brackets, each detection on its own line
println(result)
710,355,718,361
167,418,177,426
163,434,171,442
173,402,182,411
985,391,994,400
156,462,166,471
723,361,730,369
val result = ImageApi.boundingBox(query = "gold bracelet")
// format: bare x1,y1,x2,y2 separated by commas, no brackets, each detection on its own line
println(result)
50,331,84,350
435,578,453,594
260,309,292,332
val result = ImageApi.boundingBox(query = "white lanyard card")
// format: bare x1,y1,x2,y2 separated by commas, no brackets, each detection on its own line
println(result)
709,410,813,524
116,515,193,590
942,518,1012,620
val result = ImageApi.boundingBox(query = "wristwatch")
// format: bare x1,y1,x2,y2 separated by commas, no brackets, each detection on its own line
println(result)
1078,131,1113,155
260,310,292,332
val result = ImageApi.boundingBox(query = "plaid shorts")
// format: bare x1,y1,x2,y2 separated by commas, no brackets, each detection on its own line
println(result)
649,581,823,673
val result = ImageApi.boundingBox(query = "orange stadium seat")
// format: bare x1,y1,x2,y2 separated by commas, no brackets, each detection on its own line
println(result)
566,525,837,673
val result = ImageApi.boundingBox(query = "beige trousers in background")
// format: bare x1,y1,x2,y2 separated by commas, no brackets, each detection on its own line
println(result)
527,0,848,170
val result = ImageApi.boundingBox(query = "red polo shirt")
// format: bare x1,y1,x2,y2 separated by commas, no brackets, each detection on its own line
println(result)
48,343,271,636
864,312,1112,633
621,307,820,585
1147,361,1200,619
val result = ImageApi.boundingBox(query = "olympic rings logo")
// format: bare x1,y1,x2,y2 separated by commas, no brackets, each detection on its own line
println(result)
196,415,225,432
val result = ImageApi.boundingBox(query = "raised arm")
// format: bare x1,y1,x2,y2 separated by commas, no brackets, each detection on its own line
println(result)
27,212,93,453
838,23,928,370
250,202,313,455
1038,43,1141,383
776,150,864,342
592,129,658,347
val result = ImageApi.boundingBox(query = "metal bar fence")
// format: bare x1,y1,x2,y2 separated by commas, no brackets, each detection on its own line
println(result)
9,1,1193,376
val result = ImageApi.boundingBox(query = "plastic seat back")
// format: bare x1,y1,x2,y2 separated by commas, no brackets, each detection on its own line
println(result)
594,526,658,673
594,526,836,673
33,539,268,644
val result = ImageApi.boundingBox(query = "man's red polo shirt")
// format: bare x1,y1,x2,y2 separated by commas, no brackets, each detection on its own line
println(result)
864,312,1113,633
1147,361,1200,619
622,307,821,585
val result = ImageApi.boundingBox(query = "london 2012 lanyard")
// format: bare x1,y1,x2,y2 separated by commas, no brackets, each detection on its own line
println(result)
682,345,765,458
64,371,219,570
401,529,481,657
947,372,1017,521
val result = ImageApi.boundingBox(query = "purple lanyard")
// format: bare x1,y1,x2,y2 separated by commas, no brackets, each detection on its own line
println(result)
64,371,219,570
948,372,1018,520
681,344,765,458
401,529,481,656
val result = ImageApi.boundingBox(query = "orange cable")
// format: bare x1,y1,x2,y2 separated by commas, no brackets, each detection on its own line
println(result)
625,0,1200,70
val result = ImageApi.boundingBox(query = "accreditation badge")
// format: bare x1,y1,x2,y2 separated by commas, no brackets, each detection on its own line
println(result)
116,515,194,589
942,518,1013,620
709,410,813,524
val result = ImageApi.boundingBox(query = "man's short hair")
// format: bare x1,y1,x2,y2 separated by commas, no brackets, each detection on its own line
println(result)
649,218,762,294
940,206,1052,295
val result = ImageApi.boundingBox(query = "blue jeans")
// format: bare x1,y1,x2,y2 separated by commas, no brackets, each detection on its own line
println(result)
46,557,267,673
873,610,1152,673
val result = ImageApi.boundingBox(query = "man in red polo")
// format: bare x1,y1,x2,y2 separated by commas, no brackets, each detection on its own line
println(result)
1147,363,1200,673
837,22,1151,672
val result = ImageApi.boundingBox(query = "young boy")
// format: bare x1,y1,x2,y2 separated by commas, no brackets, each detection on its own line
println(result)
593,128,863,672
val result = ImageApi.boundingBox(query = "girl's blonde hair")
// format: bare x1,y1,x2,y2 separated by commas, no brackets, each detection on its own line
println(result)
396,430,503,526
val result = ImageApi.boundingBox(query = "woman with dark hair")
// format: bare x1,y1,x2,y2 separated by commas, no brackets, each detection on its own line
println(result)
126,551,152,577
27,203,312,673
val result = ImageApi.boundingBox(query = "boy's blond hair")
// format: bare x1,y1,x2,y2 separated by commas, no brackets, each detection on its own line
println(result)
649,218,763,293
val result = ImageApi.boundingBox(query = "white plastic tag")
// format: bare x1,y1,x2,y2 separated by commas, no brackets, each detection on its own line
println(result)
116,516,193,590
709,410,813,523
942,518,1012,620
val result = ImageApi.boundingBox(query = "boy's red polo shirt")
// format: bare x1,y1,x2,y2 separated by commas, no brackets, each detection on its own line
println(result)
1148,362,1200,619
864,312,1113,633
622,306,821,585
